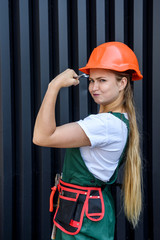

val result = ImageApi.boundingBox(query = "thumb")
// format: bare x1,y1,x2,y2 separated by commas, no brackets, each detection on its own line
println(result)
73,74,79,79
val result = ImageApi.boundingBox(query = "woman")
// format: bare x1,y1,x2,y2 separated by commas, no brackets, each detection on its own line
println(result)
33,42,143,240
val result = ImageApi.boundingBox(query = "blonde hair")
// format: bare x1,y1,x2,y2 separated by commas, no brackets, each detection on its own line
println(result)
115,71,142,228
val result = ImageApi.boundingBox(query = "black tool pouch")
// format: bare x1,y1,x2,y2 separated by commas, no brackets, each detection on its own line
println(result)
53,180,105,235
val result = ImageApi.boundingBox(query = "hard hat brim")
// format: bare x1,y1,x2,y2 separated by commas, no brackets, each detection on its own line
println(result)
79,66,143,81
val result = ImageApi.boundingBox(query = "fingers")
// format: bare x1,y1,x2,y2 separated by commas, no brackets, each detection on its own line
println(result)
62,69,79,87
49,69,79,88
73,78,80,86
66,68,78,79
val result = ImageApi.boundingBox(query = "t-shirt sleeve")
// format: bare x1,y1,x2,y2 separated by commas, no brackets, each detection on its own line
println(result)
77,114,108,148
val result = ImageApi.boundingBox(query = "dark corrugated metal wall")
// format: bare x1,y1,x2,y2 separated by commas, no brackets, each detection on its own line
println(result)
0,0,160,239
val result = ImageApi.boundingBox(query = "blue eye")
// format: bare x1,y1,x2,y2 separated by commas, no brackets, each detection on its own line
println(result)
89,79,94,83
100,79,106,82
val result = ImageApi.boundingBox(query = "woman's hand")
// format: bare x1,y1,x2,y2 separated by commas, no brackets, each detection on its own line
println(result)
49,69,79,89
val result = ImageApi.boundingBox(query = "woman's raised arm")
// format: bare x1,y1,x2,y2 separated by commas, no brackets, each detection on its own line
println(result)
32,69,91,148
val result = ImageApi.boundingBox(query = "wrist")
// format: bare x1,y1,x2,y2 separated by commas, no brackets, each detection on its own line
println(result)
48,78,62,91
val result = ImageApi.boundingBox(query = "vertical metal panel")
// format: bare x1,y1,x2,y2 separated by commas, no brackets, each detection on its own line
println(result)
78,0,88,119
152,0,160,239
39,1,51,239
96,0,105,45
114,1,125,240
134,0,143,117
95,0,105,113
115,0,124,42
0,1,13,239
57,0,69,170
133,0,144,239
86,0,97,114
77,0,87,69
58,0,69,125
48,0,62,179
19,1,32,239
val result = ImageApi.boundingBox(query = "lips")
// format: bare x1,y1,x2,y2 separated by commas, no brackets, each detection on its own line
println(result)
93,94,99,96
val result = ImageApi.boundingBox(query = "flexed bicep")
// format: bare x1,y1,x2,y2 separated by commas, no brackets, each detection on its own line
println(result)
33,122,91,148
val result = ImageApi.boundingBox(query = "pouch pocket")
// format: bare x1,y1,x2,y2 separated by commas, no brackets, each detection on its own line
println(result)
86,189,104,221
55,190,79,225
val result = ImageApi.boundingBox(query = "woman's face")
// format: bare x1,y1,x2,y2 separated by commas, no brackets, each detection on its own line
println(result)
89,69,124,106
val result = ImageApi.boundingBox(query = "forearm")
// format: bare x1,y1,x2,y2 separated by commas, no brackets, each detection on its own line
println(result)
33,81,61,143
32,69,79,145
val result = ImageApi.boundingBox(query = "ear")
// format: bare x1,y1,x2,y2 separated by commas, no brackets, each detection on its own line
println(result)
118,77,128,91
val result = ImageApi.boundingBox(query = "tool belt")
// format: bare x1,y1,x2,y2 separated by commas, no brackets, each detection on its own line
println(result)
51,180,105,235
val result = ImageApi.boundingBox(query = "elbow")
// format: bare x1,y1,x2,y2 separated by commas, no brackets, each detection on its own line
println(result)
32,133,51,147
32,133,44,146
32,135,41,146
32,137,38,145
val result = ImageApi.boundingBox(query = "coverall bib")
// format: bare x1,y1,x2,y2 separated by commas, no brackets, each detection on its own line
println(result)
55,113,129,240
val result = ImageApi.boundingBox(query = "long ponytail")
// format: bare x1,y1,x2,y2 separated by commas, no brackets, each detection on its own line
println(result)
115,71,142,228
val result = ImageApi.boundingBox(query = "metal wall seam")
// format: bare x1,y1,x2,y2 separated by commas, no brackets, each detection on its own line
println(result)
124,0,134,48
67,0,80,122
143,0,153,239
0,0,13,239
105,0,115,42
10,1,23,239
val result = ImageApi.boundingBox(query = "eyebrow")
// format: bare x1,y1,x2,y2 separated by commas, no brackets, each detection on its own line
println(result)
89,76,107,80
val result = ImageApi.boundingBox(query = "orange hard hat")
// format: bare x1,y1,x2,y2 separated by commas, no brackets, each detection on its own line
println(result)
79,41,143,81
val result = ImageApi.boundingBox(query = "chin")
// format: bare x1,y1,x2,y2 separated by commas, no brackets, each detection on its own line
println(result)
93,99,101,105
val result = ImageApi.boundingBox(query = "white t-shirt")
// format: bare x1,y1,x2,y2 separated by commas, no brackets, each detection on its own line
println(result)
77,112,128,182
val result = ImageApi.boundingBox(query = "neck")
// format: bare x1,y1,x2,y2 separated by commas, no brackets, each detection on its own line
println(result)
99,94,125,113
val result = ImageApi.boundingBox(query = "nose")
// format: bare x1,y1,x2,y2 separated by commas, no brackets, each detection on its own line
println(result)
92,81,99,91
